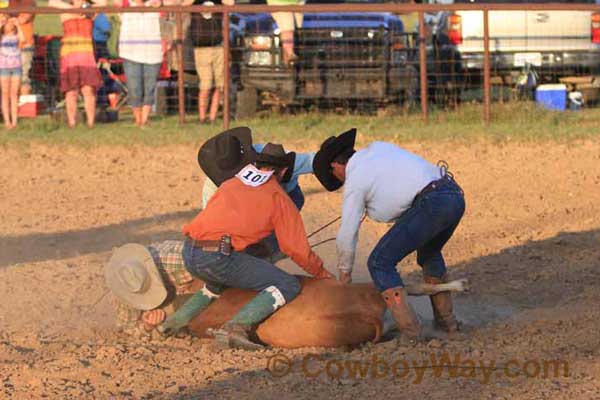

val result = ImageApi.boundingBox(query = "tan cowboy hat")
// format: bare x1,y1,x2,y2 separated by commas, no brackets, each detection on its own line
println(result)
104,243,167,310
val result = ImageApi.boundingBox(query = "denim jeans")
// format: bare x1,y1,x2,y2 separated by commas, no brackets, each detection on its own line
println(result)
287,185,305,211
182,239,301,302
367,179,466,292
262,184,305,255
123,59,161,107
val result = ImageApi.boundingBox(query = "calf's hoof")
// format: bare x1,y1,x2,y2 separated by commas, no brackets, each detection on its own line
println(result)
214,323,265,351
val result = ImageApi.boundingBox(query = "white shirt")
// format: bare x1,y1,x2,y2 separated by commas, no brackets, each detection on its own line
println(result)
119,12,163,65
336,142,442,273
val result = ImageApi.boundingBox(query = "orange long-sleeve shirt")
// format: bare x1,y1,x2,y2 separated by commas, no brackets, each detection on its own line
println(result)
183,177,325,277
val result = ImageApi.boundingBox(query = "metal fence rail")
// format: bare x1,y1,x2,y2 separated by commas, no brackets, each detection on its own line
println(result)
6,3,600,128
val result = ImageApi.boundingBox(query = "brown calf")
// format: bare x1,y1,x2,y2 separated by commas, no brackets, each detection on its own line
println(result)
187,277,468,348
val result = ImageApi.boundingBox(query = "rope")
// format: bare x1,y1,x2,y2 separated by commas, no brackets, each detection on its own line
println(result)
306,216,341,239
310,237,336,248
308,214,366,248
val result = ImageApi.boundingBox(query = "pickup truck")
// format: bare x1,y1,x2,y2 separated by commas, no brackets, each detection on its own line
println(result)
429,0,600,81
234,0,418,118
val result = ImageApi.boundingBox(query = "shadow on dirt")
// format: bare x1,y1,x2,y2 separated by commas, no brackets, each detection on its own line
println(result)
0,187,327,269
406,228,600,329
0,209,199,268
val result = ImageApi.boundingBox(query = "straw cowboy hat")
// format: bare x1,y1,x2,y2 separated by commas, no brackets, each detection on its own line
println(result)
313,128,357,191
197,127,258,186
256,143,296,183
104,244,167,310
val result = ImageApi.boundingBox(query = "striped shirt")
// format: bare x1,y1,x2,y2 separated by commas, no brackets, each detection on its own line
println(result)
119,12,163,64
0,34,21,70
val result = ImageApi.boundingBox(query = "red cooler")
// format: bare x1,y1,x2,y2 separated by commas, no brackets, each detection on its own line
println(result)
18,95,46,117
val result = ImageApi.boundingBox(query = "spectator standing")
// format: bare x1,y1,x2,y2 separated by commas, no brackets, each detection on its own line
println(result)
0,16,23,129
184,0,233,124
92,12,111,60
115,0,163,127
8,0,35,95
49,0,106,128
266,0,304,65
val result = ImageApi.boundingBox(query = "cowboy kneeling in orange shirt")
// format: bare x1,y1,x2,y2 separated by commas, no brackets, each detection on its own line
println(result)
157,127,334,350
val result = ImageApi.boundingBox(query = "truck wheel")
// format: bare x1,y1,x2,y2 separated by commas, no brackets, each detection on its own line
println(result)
234,86,258,120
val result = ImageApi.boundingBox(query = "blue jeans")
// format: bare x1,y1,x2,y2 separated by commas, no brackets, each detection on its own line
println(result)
367,179,466,292
262,184,305,255
182,239,301,302
287,185,305,211
123,59,161,107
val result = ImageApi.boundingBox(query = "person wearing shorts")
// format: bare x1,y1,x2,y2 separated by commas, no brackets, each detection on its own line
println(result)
0,16,23,129
186,0,233,123
267,0,305,65
9,0,35,95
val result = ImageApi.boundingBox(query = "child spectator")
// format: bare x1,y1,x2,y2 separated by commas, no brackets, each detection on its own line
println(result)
0,16,24,129
93,12,112,60
8,0,35,95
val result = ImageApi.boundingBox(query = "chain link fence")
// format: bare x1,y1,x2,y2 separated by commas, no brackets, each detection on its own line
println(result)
8,1,600,127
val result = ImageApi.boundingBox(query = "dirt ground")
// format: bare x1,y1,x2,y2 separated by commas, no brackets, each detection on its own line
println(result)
1,139,600,399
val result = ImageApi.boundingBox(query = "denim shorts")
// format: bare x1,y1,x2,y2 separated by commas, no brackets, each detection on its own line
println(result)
0,67,21,78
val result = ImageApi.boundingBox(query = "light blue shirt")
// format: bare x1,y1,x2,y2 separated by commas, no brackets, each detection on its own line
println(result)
336,142,442,273
202,144,315,208
252,143,315,193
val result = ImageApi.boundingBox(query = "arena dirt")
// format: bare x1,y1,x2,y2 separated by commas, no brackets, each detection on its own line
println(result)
1,140,600,399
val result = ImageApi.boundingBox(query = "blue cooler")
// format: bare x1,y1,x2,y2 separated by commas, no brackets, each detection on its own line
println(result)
535,84,567,111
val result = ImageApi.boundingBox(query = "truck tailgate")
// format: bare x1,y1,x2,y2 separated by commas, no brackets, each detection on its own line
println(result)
459,10,527,53
526,11,595,52
457,10,598,53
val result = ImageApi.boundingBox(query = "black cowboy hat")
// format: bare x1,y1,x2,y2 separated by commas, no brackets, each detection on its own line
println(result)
256,143,296,183
312,128,357,191
197,127,258,186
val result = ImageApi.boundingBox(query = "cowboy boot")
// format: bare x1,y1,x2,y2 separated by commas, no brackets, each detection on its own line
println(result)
424,274,460,333
157,287,219,337
214,287,284,351
381,286,421,340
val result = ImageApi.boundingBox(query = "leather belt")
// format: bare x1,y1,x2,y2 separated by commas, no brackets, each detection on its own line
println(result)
186,235,232,255
418,175,453,197
187,238,221,253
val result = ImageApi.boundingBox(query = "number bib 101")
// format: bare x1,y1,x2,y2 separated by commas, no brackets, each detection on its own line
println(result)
236,164,274,187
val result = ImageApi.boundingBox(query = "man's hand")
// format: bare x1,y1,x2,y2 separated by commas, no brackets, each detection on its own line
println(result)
141,309,166,332
339,270,352,284
314,269,335,279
